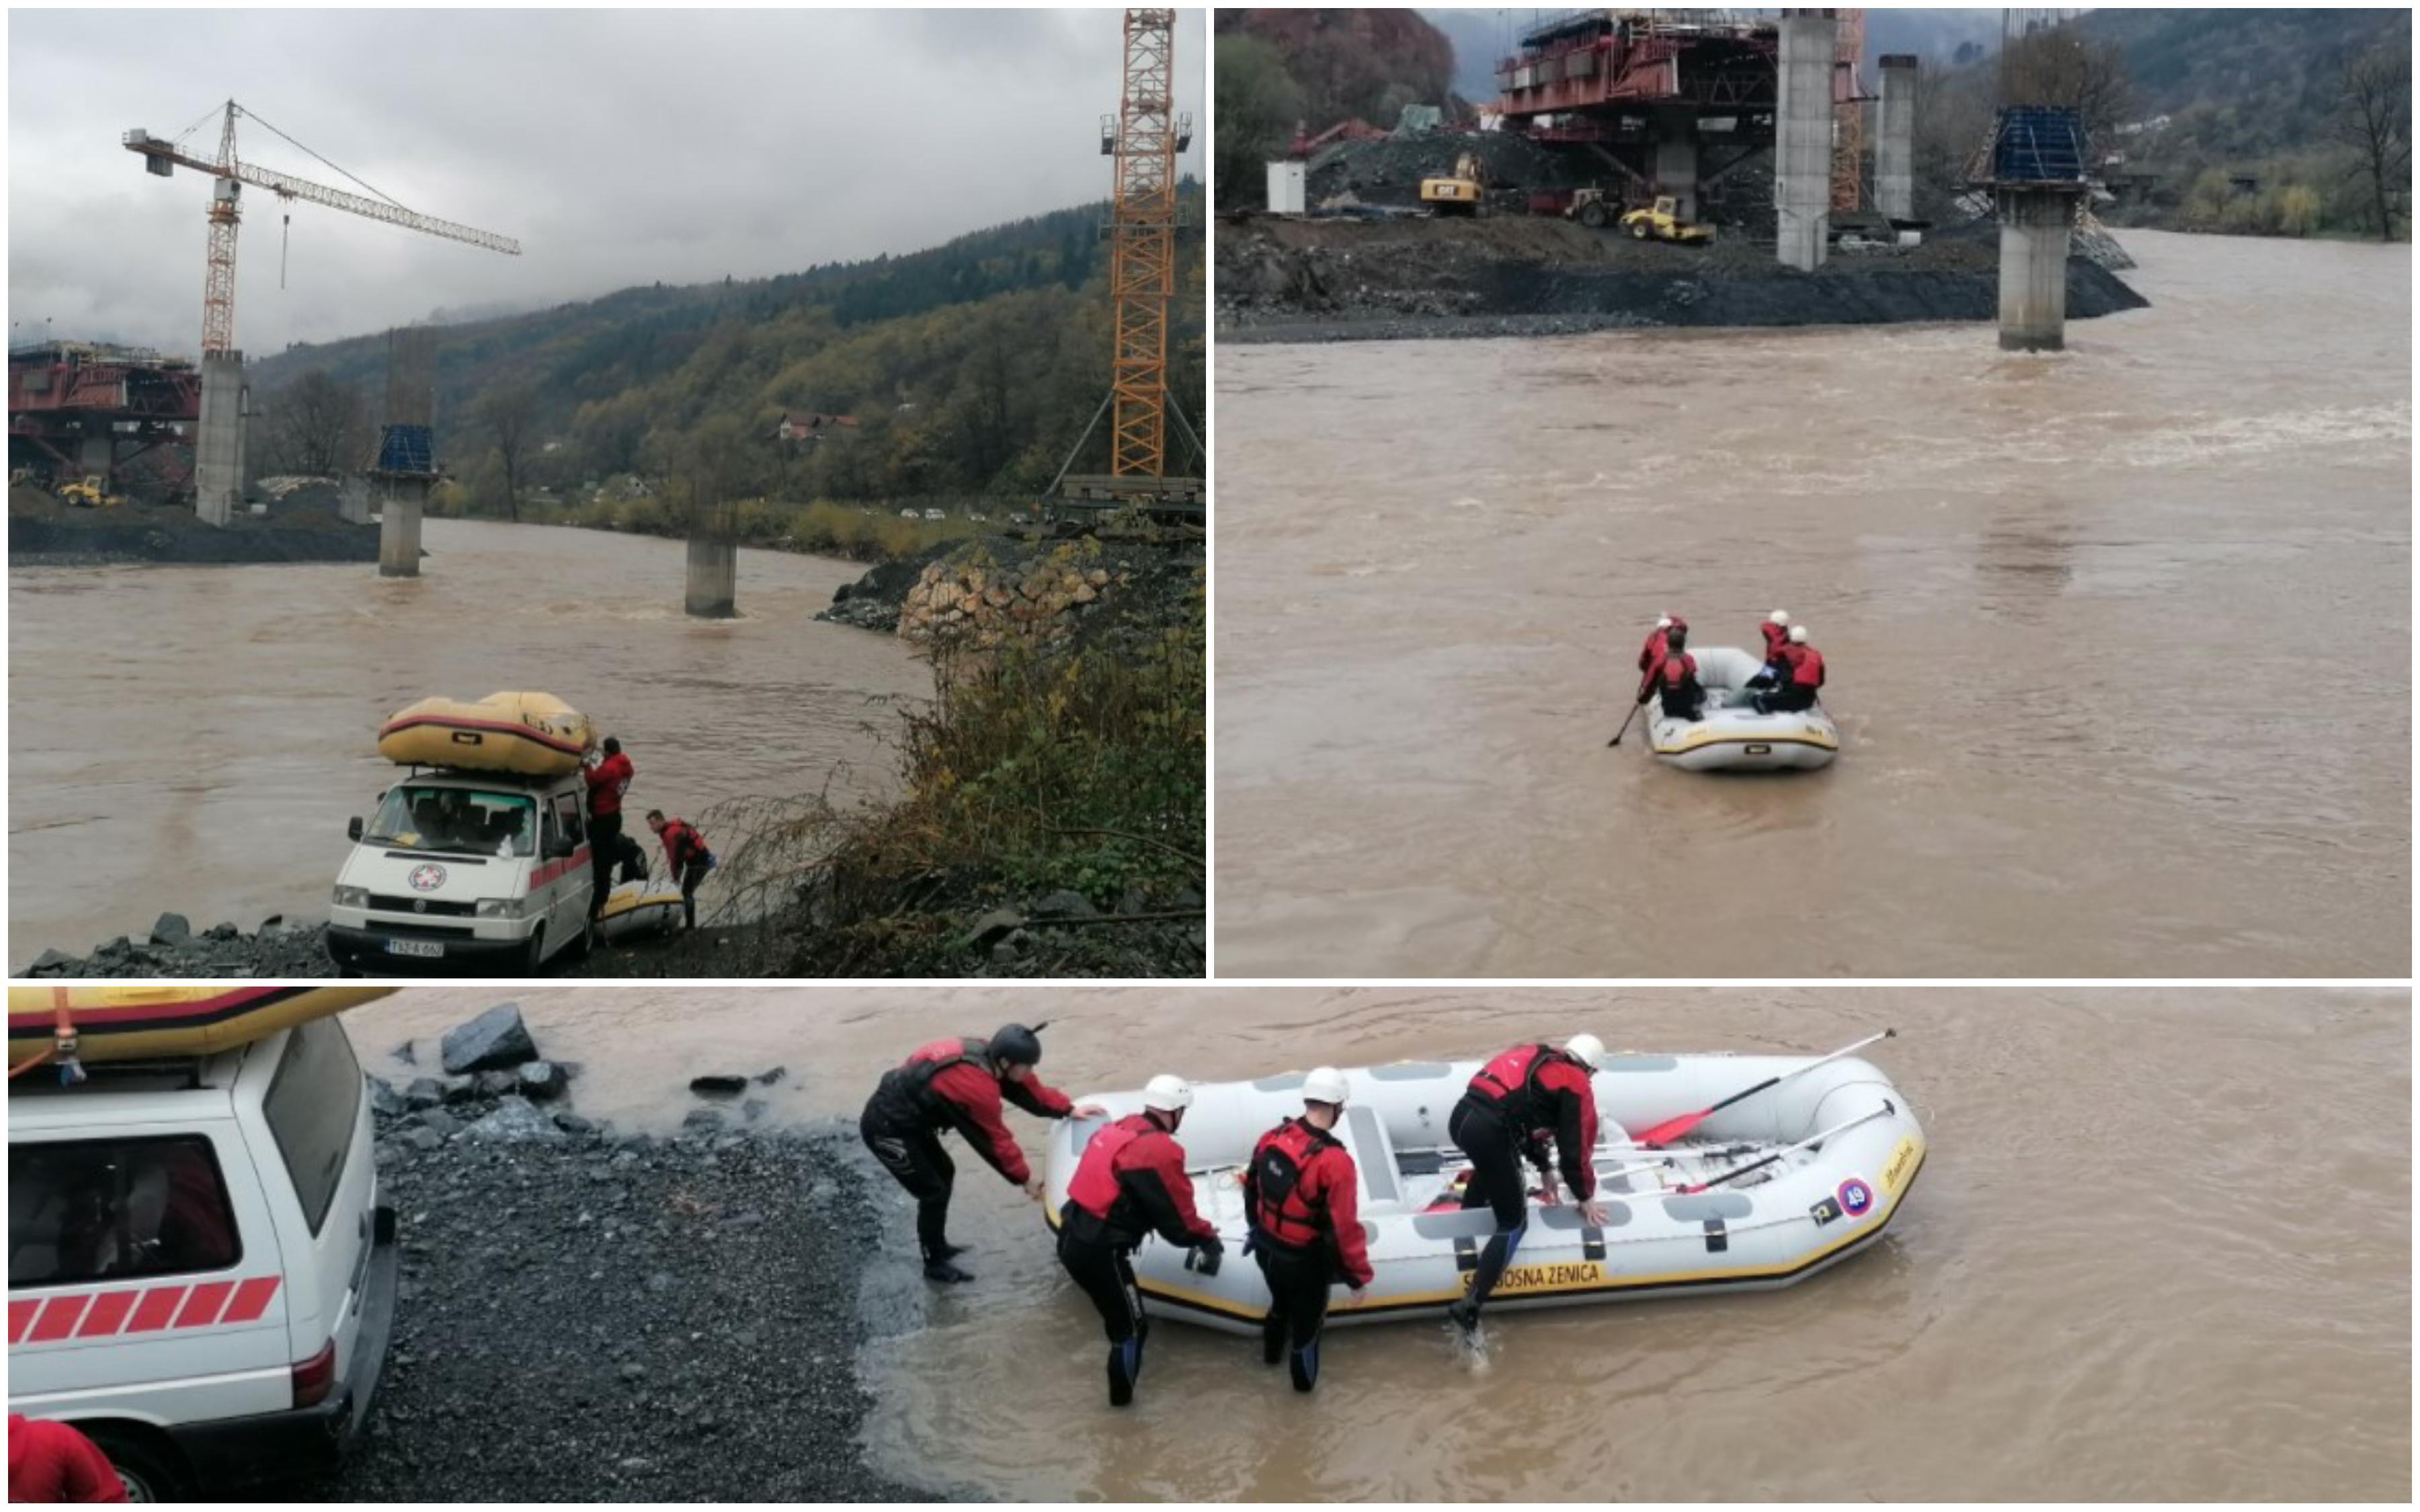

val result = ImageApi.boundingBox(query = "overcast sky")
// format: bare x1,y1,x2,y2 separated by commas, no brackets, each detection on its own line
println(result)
9,7,1203,358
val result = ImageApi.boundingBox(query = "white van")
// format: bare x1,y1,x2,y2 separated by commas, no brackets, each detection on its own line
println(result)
325,767,596,976
7,1018,399,1500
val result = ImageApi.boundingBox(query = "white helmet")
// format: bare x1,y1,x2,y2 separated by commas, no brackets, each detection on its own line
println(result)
1767,610,1790,626
1141,1074,1194,1114
1564,1033,1609,1070
1654,614,1674,630
1788,624,1809,644
1301,1066,1350,1106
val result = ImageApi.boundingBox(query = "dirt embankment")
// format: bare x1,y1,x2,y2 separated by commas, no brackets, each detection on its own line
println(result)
9,485,382,566
1217,212,2150,343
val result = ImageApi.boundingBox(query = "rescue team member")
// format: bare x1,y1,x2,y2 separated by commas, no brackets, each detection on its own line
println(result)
1750,609,1791,687
1755,624,1827,714
1057,1075,1221,1407
1241,1066,1373,1394
1636,614,1685,676
646,809,715,929
582,735,635,929
1638,626,1707,722
1446,1035,1611,1335
859,1025,1098,1284
7,1416,126,1503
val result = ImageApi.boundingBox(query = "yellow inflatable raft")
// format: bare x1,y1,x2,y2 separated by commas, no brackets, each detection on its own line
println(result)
596,881,687,941
378,691,596,778
8,986,395,1072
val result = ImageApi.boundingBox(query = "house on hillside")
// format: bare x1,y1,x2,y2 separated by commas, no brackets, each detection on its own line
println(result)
774,411,860,446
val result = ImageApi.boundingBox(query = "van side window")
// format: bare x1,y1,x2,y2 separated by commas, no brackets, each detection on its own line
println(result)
8,1136,241,1288
554,792,584,846
262,1019,364,1237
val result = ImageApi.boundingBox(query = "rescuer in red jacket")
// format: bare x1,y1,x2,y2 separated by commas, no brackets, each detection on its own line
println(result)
1755,624,1828,715
1057,1075,1222,1407
1638,626,1707,722
7,1417,127,1503
1447,1035,1612,1335
644,809,713,929
1242,1066,1374,1394
1636,613,1686,676
581,736,635,929
860,1024,1098,1284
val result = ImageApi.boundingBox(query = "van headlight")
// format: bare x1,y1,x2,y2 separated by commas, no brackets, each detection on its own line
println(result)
475,897,528,919
331,886,370,909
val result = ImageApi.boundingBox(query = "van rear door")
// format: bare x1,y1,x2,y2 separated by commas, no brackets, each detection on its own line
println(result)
7,1122,290,1423
245,1020,376,1392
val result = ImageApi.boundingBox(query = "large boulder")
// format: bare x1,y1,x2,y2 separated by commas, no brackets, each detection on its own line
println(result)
517,1062,570,1102
149,913,192,947
460,1095,565,1144
440,1003,537,1075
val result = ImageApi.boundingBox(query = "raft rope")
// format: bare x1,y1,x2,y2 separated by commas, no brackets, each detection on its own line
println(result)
7,996,85,1085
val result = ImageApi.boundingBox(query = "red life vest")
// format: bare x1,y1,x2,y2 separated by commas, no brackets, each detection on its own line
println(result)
661,818,706,868
1636,628,1669,675
869,1037,989,1128
1468,1043,1564,1130
1761,622,1789,658
1785,644,1826,689
1658,651,1698,688
1067,1113,1158,1221
1250,1118,1344,1249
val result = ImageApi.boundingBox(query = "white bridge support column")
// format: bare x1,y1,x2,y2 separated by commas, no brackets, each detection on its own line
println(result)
1652,112,1701,223
685,504,737,618
194,350,245,526
378,478,426,577
1997,189,2074,351
1775,11,1837,271
1876,54,1918,222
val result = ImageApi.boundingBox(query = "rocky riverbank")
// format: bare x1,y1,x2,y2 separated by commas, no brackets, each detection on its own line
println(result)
16,913,333,978
302,1005,935,1503
9,486,382,566
1216,212,2150,343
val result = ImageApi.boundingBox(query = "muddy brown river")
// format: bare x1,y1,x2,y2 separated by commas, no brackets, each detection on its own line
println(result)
7,519,928,955
1215,231,2412,976
354,985,2409,1501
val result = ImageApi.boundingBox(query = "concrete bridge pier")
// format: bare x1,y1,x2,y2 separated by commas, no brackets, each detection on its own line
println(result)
194,351,246,526
1652,111,1700,222
1997,190,2075,351
685,506,737,618
1876,55,1918,222
77,432,113,481
378,479,426,577
1775,11,1837,271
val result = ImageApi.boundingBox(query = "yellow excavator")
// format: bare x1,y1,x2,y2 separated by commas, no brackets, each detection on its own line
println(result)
58,478,126,508
1420,152,1486,216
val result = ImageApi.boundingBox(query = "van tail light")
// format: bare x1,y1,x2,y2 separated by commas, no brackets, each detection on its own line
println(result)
292,1339,337,1409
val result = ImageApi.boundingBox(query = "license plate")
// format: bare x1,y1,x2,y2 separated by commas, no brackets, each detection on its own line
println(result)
384,939,444,958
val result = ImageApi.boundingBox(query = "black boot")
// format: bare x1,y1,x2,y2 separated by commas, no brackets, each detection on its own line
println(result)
1289,1341,1320,1393
1447,1297,1480,1335
922,1259,974,1284
1107,1338,1139,1407
1261,1315,1286,1366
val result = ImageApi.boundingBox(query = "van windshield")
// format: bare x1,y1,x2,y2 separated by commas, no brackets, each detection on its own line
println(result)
365,784,536,857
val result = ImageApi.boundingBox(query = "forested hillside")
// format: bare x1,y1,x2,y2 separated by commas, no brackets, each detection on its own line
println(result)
248,187,1205,513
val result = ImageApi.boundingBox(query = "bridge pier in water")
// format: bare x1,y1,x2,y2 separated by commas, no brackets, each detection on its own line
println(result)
377,478,426,577
1775,12,1837,271
685,502,737,618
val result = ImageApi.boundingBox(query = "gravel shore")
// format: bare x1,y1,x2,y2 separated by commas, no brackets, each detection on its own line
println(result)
288,1048,941,1501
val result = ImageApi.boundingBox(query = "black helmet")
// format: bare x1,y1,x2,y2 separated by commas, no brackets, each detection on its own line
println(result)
987,1023,1043,1068
602,735,622,755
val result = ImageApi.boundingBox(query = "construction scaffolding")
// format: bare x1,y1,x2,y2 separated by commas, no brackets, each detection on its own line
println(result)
1104,8,1186,481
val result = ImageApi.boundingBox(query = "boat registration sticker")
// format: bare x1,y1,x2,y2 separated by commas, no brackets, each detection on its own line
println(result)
408,864,448,892
1488,1261,1604,1294
1837,1178,1874,1218
1880,1136,1921,1195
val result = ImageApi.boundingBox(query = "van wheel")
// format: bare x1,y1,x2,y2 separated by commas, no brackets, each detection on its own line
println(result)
83,1427,189,1503
521,927,547,977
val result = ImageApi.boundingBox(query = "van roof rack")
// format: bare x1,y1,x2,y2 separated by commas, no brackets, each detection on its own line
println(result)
11,1054,216,1096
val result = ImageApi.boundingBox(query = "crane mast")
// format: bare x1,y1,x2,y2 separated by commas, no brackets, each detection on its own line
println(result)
1103,11,1191,480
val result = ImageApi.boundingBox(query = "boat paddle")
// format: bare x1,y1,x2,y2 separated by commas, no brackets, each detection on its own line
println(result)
1631,1029,1897,1148
1675,1101,1896,1194
1606,698,1644,748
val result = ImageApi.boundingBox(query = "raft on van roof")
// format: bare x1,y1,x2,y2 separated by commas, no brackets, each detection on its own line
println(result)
377,691,596,780
8,986,396,1072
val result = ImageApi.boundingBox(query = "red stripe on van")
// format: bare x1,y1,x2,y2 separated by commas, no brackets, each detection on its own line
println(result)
220,1275,283,1323
75,1291,138,1338
125,1287,186,1333
8,1299,39,1343
28,1296,89,1342
172,1282,235,1329
530,844,591,888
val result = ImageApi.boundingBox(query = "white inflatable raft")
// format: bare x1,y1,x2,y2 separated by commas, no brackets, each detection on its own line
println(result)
1650,646,1838,771
1043,1044,1923,1334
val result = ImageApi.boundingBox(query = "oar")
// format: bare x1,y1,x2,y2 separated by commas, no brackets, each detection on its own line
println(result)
1631,1028,1898,1148
1675,1101,1896,1194
1607,698,1645,748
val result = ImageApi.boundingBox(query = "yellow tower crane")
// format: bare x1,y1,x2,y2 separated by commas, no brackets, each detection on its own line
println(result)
124,100,520,357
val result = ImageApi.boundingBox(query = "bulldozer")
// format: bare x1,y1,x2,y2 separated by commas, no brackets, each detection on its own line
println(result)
1420,152,1486,216
1617,194,1713,245
57,478,126,509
